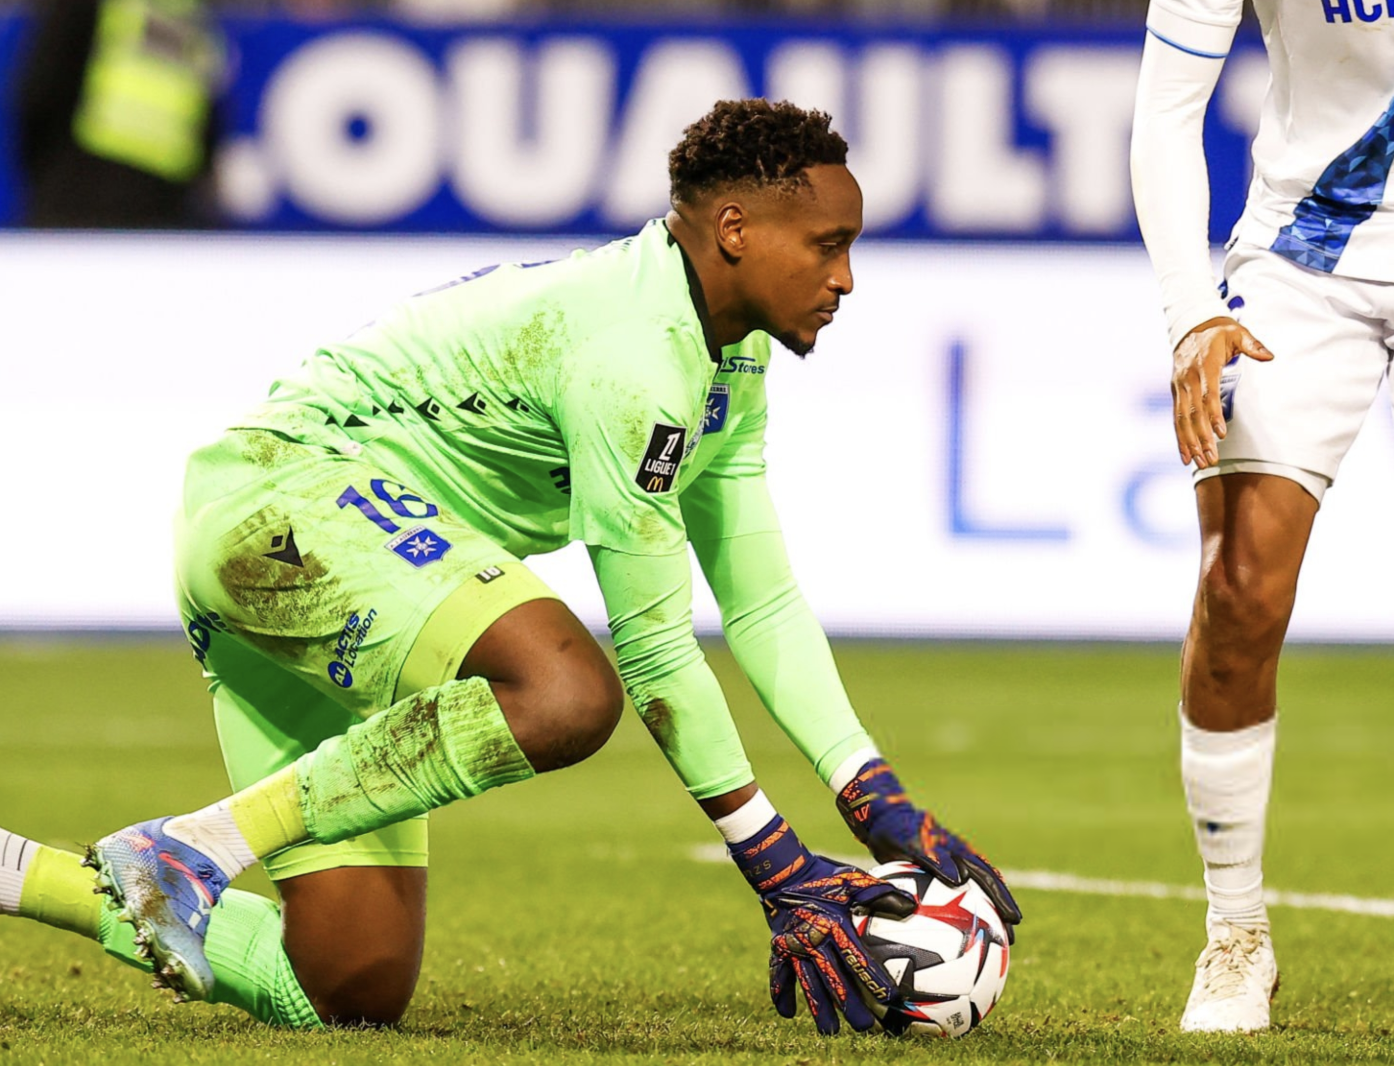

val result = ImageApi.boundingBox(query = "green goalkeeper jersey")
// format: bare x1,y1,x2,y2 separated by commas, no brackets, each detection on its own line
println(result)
235,218,871,800
237,219,769,559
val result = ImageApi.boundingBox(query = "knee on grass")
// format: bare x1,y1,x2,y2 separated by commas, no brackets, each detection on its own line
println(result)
308,961,418,1028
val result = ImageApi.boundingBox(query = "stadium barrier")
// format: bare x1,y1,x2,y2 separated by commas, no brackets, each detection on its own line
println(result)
4,235,1393,639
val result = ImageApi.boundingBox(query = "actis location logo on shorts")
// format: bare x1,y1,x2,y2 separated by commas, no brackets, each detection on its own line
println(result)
328,608,378,688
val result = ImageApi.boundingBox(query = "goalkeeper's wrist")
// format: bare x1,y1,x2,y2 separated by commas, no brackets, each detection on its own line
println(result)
725,801,814,897
828,746,880,795
836,757,911,838
712,789,777,844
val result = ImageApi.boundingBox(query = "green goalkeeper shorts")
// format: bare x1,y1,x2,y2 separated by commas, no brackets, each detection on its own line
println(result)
174,429,559,880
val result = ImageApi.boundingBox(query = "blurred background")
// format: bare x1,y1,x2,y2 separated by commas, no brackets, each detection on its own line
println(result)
5,12,1392,1052
2,0,1391,642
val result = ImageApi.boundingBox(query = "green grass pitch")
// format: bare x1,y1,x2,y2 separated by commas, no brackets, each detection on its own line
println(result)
1,637,1392,1065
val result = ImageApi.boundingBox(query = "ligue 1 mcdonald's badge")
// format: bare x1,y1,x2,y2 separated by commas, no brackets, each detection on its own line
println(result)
635,422,686,493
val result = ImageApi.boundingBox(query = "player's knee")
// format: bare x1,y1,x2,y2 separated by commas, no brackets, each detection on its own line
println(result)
289,921,421,1026
1196,559,1294,649
578,663,625,757
314,966,416,1028
461,598,622,771
279,867,426,1030
524,657,624,772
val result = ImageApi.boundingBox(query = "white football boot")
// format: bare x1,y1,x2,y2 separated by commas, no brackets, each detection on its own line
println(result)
1180,922,1279,1032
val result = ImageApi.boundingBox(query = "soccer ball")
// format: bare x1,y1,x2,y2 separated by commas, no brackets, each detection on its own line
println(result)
853,860,1011,1037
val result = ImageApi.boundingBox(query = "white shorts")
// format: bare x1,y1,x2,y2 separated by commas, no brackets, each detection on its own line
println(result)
1197,243,1394,503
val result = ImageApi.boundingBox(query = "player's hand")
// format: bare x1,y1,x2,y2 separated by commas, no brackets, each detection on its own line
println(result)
837,759,1022,940
727,810,914,1034
762,856,915,1035
861,807,1022,938
1172,316,1273,470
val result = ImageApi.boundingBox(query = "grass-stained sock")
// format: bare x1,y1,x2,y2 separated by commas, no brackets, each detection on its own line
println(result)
296,676,534,845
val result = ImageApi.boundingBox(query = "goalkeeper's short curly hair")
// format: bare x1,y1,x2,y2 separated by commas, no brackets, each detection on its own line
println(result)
668,99,849,207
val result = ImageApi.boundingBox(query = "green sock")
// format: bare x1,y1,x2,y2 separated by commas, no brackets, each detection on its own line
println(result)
295,675,535,845
98,888,322,1029
202,891,323,1029
19,844,320,1029
17,845,103,938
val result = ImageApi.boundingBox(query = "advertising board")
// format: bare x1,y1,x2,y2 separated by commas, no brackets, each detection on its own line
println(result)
0,15,1265,242
4,235,1391,639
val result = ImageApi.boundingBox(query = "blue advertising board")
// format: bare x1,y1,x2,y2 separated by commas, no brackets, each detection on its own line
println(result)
0,14,1265,240
0,14,25,225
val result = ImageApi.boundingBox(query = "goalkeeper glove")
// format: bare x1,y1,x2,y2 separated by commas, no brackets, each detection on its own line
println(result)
729,813,914,1035
837,758,1022,939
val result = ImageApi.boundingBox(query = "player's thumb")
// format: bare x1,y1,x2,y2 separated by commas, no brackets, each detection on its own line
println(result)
1239,331,1274,362
858,882,917,920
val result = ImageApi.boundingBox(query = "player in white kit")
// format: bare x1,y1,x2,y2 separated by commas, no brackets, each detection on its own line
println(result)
1131,0,1394,1034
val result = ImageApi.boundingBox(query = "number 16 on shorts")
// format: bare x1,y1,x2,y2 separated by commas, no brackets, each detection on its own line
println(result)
336,480,454,568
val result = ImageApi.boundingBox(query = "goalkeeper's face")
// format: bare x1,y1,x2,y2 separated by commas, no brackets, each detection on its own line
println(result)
742,163,862,357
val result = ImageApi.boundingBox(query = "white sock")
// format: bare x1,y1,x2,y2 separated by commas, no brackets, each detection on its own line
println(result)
828,746,881,795
712,790,779,845
1179,706,1275,930
163,801,258,880
0,829,36,915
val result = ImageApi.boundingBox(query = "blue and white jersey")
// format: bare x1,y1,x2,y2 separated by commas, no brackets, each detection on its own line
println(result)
1148,0,1394,281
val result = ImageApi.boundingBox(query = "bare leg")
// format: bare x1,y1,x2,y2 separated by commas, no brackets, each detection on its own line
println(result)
1178,472,1316,1033
461,598,625,773
1183,473,1317,731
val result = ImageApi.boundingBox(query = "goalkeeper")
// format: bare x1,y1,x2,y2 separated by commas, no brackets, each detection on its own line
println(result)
0,98,1019,1034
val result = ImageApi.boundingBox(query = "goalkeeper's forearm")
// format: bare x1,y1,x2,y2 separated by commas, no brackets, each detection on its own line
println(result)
692,530,876,786
590,544,755,799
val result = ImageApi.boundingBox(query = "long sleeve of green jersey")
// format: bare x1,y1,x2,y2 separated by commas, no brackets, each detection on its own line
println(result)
554,320,753,799
589,544,754,800
681,407,874,786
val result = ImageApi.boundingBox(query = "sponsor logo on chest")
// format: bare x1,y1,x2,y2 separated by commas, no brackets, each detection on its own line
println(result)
720,354,766,375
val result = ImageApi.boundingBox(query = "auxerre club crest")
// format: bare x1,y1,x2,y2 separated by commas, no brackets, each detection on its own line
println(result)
704,383,731,435
635,422,686,493
385,525,453,567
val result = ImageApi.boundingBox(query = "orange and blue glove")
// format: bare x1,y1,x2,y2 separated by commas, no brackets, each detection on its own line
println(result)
837,758,1022,941
729,814,914,1034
